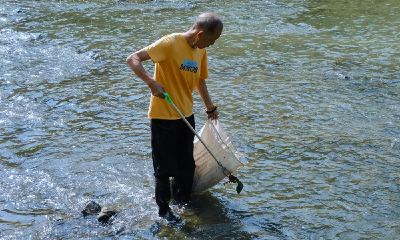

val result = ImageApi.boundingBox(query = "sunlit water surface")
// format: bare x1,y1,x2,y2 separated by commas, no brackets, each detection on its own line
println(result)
1,0,400,239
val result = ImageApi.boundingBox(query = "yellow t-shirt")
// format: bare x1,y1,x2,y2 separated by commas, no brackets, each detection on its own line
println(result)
144,33,208,119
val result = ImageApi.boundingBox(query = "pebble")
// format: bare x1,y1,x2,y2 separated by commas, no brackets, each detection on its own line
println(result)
97,207,117,224
81,201,102,216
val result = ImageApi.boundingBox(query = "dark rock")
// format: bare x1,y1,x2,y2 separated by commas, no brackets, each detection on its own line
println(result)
81,201,102,216
97,207,117,224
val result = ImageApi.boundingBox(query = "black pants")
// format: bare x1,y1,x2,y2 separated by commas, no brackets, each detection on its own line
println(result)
150,115,195,215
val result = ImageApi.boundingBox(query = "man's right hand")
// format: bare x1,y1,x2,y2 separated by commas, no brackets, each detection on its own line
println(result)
126,50,166,98
148,80,165,99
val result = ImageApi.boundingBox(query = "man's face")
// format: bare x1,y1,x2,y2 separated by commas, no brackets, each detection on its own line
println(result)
197,28,222,49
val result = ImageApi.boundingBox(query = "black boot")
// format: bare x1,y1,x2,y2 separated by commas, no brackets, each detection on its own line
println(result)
155,175,172,215
172,172,194,207
159,209,181,224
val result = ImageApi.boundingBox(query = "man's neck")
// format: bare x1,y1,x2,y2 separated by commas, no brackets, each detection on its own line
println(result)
184,28,198,49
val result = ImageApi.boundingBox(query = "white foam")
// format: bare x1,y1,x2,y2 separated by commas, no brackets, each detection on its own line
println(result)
0,27,96,85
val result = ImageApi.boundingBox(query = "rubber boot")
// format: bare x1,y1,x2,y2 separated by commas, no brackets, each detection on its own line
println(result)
155,175,171,215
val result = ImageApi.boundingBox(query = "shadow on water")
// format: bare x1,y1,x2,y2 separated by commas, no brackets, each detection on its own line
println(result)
167,192,284,240
139,192,284,239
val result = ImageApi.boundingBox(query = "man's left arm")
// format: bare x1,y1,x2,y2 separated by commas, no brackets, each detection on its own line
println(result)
196,78,219,120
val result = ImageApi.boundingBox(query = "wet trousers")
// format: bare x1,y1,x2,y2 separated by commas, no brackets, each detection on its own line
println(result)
150,115,195,215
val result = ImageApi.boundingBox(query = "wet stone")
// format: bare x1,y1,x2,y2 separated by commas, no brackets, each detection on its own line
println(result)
97,207,117,224
81,201,102,216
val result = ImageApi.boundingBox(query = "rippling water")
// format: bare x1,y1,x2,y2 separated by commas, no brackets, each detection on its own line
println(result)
1,0,400,239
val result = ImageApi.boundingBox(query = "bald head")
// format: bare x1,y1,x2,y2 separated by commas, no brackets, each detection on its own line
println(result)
194,12,223,35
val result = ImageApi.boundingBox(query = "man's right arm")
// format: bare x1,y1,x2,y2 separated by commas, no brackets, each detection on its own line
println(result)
126,49,165,99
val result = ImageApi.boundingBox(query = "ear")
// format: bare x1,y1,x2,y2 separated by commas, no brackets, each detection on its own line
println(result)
197,30,204,38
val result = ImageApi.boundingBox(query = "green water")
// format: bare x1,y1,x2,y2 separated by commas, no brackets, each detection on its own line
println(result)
1,0,400,239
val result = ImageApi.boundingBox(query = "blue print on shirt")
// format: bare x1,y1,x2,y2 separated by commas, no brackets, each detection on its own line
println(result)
180,59,198,73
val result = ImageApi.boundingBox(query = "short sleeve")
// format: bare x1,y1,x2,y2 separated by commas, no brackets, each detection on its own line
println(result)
200,50,208,79
144,36,171,63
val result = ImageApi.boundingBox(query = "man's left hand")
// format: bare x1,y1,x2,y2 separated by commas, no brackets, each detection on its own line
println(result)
207,109,219,120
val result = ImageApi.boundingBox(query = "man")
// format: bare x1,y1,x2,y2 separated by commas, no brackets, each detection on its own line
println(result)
126,12,222,223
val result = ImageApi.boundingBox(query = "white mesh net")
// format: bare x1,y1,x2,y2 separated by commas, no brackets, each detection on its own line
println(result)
192,119,246,193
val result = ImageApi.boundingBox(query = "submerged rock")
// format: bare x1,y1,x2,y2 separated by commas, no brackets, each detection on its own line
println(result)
81,201,117,224
97,207,117,224
81,201,102,216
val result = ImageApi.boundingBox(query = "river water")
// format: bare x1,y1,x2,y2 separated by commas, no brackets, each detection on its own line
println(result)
1,0,399,239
